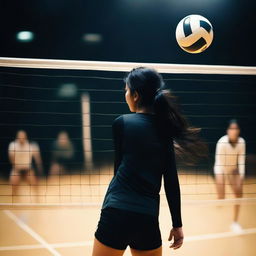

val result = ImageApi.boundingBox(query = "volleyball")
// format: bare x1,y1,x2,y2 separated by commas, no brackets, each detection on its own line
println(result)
175,14,213,54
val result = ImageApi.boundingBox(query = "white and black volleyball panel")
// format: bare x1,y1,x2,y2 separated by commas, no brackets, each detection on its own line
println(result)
176,14,214,53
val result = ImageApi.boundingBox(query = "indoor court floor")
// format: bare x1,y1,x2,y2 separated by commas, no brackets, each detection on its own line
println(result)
0,172,255,256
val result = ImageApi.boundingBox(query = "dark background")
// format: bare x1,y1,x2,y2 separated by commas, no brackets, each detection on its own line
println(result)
0,1,255,177
0,70,255,177
0,0,256,65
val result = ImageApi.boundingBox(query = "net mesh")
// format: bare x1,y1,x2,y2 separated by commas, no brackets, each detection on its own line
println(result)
0,57,256,207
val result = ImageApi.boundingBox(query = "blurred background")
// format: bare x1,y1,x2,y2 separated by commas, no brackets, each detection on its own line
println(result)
0,0,256,65
0,1,255,256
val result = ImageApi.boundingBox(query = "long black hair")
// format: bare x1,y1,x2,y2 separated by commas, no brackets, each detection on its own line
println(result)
124,67,208,164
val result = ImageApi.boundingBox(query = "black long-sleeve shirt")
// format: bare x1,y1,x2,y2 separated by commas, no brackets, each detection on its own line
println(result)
101,113,183,228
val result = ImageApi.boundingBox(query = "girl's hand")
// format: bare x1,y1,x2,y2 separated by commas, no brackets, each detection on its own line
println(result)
168,227,184,250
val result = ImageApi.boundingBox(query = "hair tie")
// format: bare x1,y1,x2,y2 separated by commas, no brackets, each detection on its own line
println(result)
155,88,162,96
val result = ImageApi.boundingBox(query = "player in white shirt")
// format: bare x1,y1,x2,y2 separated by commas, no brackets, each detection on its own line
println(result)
214,119,246,233
8,130,43,199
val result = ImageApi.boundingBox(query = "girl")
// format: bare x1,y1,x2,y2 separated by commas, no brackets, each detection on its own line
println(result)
93,67,206,256
214,119,246,233
8,130,43,200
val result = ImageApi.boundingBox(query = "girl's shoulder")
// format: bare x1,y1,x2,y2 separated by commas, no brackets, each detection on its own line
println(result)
217,135,228,143
113,113,137,124
238,136,245,144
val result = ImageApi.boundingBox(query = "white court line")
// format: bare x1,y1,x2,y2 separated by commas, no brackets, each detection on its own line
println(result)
3,210,62,256
1,228,255,251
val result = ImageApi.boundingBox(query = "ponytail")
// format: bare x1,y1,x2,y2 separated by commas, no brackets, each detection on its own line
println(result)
153,89,208,164
125,67,208,164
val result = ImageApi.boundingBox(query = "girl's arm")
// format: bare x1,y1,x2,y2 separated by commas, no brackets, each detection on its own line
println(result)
112,115,124,176
238,140,246,179
163,139,182,228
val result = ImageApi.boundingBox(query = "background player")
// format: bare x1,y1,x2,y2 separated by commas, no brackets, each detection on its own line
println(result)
49,130,75,175
214,119,246,233
8,130,43,201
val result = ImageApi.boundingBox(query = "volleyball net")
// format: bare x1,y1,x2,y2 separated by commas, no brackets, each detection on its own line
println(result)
0,57,256,207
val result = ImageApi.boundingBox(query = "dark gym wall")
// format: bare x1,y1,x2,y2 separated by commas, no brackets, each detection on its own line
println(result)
0,0,255,65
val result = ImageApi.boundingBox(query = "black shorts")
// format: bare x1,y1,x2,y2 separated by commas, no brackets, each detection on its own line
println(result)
94,206,162,250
